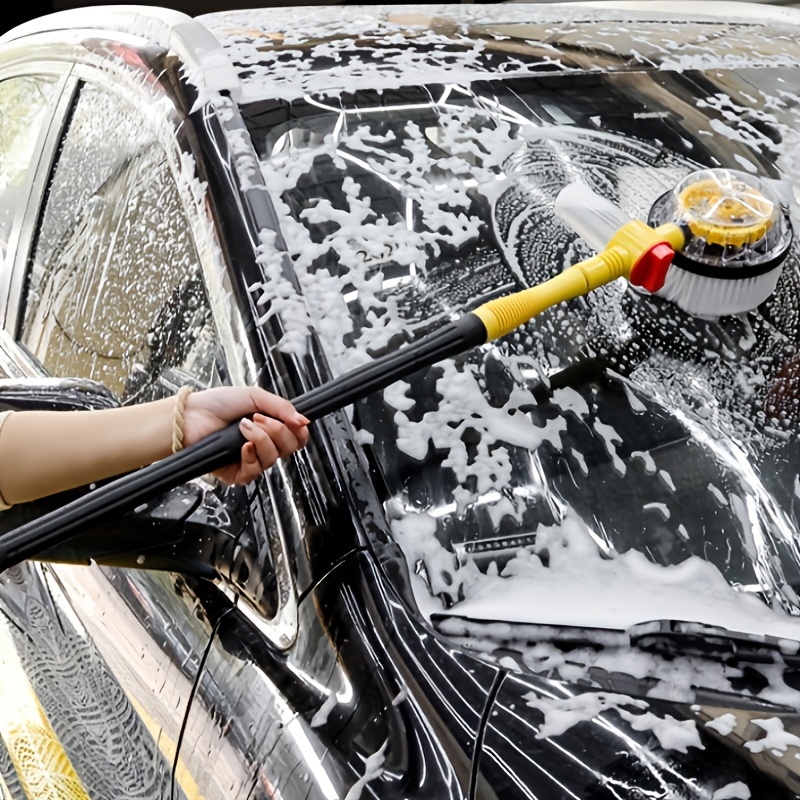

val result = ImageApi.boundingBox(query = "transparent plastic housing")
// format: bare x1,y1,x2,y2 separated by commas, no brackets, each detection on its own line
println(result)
648,168,792,269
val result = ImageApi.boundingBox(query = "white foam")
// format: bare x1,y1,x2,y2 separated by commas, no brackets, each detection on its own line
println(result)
712,783,751,800
744,717,800,756
447,516,800,641
705,713,738,736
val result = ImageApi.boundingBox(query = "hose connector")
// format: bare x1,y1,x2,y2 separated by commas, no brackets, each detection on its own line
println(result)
555,181,684,292
609,218,684,293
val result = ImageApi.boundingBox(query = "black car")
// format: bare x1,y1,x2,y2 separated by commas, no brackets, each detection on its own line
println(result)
1,3,800,798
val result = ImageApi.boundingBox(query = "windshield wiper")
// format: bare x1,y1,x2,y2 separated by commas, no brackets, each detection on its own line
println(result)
628,619,800,666
432,613,800,667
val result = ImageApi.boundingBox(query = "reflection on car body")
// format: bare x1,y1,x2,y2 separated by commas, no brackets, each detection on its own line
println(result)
1,3,800,798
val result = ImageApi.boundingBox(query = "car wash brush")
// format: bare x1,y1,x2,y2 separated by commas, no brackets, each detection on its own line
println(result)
647,168,793,318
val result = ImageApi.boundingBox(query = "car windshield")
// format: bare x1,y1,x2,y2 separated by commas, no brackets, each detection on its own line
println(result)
240,41,800,638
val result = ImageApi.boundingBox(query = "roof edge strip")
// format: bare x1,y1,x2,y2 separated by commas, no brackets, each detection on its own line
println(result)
575,0,800,24
0,4,241,100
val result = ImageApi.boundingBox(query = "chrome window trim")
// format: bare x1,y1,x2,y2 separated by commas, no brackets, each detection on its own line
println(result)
0,62,74,337
0,331,41,379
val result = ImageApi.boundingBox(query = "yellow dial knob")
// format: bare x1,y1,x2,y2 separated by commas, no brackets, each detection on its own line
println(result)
677,174,774,247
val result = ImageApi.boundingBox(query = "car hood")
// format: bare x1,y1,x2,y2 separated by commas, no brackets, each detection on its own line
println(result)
481,669,800,799
432,613,800,797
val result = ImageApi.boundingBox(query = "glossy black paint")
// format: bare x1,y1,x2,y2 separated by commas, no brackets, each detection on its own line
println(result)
181,549,497,799
168,38,800,800
183,64,372,598
480,671,800,800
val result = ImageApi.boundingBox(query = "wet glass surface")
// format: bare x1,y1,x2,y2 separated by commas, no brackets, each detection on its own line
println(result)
244,60,800,630
19,81,215,399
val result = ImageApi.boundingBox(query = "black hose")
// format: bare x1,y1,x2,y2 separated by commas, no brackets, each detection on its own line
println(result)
0,314,487,571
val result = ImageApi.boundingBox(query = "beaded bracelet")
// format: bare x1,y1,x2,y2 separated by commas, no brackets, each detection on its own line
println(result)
172,385,194,454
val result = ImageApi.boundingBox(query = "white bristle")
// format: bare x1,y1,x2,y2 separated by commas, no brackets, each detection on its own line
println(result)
657,264,783,318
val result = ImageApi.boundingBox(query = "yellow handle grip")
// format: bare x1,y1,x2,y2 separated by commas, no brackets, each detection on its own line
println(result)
472,246,631,341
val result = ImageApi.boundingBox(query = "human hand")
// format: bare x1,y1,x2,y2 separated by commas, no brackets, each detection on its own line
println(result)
182,386,310,485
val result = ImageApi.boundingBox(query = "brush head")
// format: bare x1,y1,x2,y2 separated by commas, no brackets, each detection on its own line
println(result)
648,168,793,317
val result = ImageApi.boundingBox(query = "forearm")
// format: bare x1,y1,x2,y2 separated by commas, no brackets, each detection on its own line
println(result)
0,399,174,504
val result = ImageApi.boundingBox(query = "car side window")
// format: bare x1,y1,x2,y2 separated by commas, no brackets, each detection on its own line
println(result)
18,80,221,398
0,75,58,269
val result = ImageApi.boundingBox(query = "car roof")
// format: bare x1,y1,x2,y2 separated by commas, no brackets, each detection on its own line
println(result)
2,2,800,106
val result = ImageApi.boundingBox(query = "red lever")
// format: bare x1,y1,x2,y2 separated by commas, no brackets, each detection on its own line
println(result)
629,242,674,293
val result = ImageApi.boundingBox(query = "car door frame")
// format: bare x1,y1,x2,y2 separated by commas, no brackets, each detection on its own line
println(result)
1,43,250,386
0,29,296,588
0,32,302,649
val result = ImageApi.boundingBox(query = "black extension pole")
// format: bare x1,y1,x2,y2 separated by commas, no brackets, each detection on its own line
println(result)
0,315,487,572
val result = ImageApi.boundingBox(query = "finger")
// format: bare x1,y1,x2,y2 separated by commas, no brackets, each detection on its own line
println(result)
241,417,280,470
232,442,264,484
249,387,309,427
253,414,299,460
294,423,310,449
253,411,310,445
273,415,309,448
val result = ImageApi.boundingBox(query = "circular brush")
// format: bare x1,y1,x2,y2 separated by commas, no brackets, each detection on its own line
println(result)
648,168,793,317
